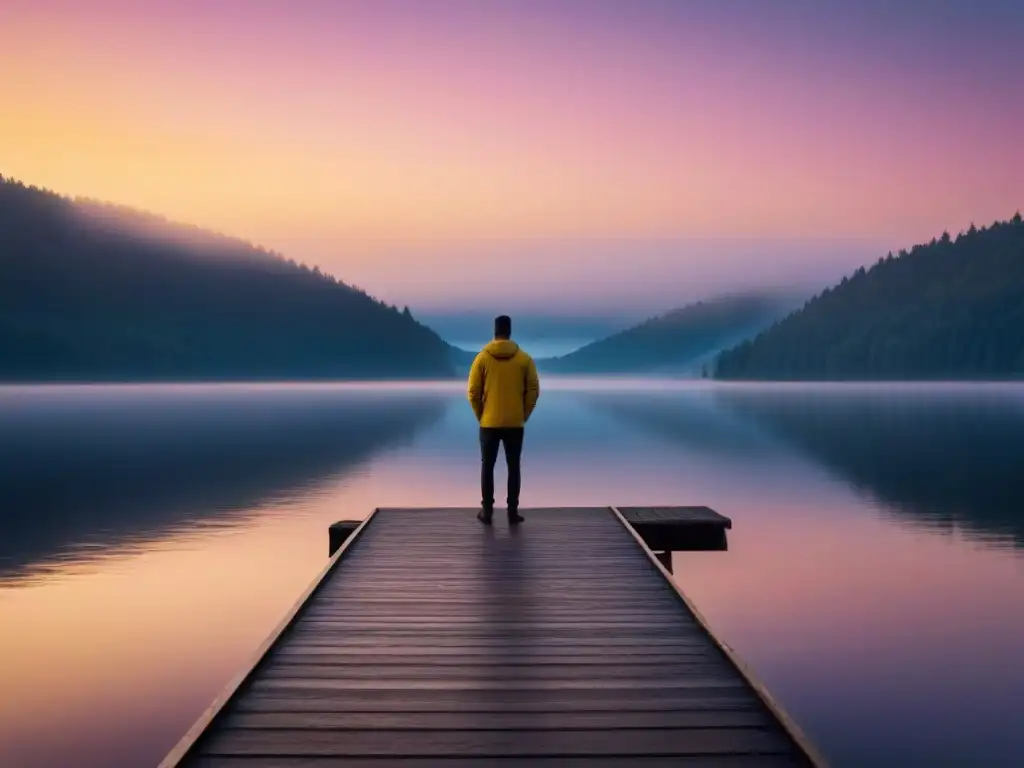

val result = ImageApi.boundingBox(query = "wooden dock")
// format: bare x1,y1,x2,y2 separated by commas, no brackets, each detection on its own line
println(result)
161,507,826,767
620,505,732,553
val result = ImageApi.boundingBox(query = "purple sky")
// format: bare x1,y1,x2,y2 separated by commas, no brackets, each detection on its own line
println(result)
3,0,1021,315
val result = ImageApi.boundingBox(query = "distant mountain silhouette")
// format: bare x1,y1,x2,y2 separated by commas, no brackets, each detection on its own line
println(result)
0,176,456,380
715,214,1024,380
541,293,799,374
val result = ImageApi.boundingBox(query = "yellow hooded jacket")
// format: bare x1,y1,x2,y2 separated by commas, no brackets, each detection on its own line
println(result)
467,339,540,428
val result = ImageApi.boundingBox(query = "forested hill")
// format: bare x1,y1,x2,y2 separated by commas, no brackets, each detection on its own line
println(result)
714,214,1024,380
0,176,455,381
542,293,799,374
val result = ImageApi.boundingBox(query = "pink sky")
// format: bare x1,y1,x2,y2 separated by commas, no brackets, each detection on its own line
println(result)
2,0,1021,312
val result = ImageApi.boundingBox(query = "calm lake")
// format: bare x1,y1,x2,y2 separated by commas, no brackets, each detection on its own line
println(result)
1,380,1023,767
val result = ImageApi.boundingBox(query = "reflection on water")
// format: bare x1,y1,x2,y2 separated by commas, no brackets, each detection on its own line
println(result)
712,384,1024,547
585,382,1024,548
1,381,1023,767
0,384,447,584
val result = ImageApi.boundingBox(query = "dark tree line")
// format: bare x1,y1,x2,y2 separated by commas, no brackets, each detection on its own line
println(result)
714,214,1024,380
543,293,798,374
0,176,456,381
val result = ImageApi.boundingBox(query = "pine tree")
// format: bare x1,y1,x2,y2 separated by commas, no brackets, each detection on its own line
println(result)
714,215,1024,381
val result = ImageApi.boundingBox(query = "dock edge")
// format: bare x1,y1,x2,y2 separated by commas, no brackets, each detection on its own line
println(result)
156,509,380,768
610,505,830,768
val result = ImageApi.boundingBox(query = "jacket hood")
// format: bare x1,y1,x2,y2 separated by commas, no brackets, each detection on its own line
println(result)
484,339,520,360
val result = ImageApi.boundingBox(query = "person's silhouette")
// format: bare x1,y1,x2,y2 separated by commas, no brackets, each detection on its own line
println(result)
467,315,540,525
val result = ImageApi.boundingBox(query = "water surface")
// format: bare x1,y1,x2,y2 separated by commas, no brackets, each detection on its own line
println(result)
1,381,1022,767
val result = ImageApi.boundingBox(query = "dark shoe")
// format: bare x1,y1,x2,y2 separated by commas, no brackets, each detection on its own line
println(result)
508,510,525,525
477,509,493,525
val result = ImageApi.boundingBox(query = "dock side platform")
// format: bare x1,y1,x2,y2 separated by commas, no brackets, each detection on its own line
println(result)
161,507,826,767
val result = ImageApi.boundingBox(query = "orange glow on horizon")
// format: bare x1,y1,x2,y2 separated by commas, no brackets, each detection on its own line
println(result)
1,1,1021,310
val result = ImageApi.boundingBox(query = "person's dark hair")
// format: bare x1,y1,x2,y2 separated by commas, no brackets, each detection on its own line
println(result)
494,315,512,339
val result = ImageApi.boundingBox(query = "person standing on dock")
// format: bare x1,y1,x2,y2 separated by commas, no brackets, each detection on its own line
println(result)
467,314,540,525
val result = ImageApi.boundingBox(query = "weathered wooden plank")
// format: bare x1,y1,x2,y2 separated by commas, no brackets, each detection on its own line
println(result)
302,600,676,611
200,727,793,757
232,687,761,714
321,579,667,588
308,583,665,594
223,709,772,731
251,676,747,691
298,612,685,623
281,633,715,649
293,620,698,631
313,591,674,600
332,573,654,578
294,598,682,613
333,557,653,563
194,755,809,767
283,631,709,644
300,603,684,615
271,650,718,663
289,618,700,630
303,596,681,606
258,661,738,681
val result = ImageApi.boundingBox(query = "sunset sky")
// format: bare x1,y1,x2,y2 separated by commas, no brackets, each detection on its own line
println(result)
3,0,1022,315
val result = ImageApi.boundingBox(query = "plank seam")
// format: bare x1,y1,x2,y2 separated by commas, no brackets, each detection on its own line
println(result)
219,725,778,731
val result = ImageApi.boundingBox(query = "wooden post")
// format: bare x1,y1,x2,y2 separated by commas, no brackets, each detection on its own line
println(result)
328,520,361,557
654,550,673,573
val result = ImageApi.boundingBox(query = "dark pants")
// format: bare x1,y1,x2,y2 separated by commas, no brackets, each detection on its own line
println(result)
480,427,524,514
